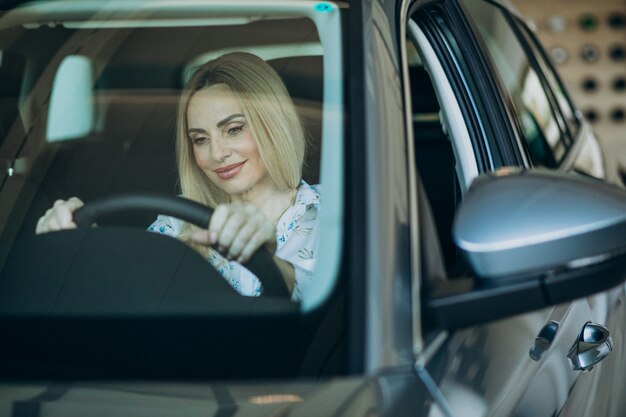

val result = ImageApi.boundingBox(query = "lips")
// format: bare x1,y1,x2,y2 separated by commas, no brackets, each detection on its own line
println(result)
214,161,246,180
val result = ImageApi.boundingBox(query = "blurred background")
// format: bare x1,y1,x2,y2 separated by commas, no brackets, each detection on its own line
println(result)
513,0,626,182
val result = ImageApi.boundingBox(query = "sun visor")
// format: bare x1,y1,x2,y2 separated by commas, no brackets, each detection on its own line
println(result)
46,55,94,142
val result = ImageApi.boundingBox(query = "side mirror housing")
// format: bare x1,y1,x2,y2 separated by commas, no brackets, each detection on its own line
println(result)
425,169,626,330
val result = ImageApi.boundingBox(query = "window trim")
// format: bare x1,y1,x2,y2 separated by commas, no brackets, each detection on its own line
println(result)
399,0,424,357
412,6,498,171
407,20,479,191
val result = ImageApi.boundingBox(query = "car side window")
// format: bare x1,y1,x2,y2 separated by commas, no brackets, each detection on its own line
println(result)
514,19,581,140
462,0,570,168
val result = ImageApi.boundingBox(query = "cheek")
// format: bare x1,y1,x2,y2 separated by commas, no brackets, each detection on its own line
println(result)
243,140,266,175
192,146,209,170
242,133,262,163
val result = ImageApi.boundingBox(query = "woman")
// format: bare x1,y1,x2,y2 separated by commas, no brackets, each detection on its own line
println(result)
36,52,320,301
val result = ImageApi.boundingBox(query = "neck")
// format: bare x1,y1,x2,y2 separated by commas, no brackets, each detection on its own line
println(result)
230,181,296,223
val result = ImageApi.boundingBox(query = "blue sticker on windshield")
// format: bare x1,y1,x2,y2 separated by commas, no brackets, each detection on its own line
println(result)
314,3,333,13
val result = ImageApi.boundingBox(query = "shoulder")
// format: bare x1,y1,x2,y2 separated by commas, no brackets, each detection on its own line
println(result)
295,181,320,207
275,181,320,245
277,181,320,225
293,181,320,222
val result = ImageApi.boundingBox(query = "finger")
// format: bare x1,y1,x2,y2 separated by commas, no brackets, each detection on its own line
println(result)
208,204,232,245
46,217,61,232
227,220,258,260
36,206,57,234
39,199,67,232
56,205,77,230
218,210,248,254
51,198,82,230
66,197,85,210
36,215,48,234
238,223,274,263
36,197,84,234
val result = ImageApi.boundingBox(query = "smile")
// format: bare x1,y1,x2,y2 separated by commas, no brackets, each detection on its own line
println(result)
213,161,246,180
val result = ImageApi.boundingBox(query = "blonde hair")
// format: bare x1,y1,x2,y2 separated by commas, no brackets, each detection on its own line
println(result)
176,52,306,246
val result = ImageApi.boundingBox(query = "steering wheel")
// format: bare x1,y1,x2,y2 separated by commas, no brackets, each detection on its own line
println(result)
73,193,290,298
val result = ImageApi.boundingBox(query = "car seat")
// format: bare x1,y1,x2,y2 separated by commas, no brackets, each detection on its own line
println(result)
409,64,462,273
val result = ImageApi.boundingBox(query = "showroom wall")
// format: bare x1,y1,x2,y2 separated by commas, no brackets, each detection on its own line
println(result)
513,0,626,183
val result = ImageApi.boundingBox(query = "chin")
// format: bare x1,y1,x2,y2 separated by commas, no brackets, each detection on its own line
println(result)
214,178,255,196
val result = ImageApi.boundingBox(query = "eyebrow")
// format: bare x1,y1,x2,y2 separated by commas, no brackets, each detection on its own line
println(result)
187,113,246,136
217,113,245,128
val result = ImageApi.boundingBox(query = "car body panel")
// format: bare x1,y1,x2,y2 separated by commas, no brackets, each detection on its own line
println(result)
363,0,415,373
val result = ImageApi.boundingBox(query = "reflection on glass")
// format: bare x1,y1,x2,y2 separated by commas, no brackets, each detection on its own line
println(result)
463,0,566,166
519,26,579,137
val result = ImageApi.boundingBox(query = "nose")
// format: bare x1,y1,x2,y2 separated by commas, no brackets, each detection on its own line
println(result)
209,137,232,162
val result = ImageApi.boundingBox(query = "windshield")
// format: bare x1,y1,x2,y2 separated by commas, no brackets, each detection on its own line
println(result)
0,0,345,379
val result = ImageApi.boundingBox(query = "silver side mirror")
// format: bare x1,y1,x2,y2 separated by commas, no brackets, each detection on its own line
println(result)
426,169,626,330
454,169,626,280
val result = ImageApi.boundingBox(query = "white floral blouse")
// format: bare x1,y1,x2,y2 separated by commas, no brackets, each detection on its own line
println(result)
147,181,320,301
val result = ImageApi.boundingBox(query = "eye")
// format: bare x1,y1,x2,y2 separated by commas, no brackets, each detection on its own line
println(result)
226,124,245,136
192,136,209,145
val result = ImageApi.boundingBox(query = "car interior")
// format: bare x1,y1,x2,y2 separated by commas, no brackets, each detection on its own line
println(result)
3,19,324,232
408,54,464,276
0,4,349,378
410,64,460,272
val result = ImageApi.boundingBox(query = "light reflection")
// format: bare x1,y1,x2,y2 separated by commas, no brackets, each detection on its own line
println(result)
248,394,303,404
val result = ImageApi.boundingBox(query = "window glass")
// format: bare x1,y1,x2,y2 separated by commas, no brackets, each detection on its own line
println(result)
462,0,568,167
0,0,345,377
515,21,580,140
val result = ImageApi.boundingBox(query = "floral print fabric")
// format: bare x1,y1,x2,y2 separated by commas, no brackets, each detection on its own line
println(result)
147,181,320,301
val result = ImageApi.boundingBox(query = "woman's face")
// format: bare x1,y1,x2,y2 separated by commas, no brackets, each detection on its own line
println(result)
187,84,271,198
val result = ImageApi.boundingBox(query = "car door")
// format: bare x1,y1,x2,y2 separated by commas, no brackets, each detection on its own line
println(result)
403,0,626,416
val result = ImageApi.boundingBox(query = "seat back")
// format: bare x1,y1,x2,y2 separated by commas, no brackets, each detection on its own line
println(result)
410,65,461,272
269,55,324,185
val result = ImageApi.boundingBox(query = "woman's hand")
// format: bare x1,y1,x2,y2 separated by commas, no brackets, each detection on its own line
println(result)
35,197,84,234
191,203,275,263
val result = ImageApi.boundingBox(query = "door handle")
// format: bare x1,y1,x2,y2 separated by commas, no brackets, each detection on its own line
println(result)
567,322,612,372
530,320,559,361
